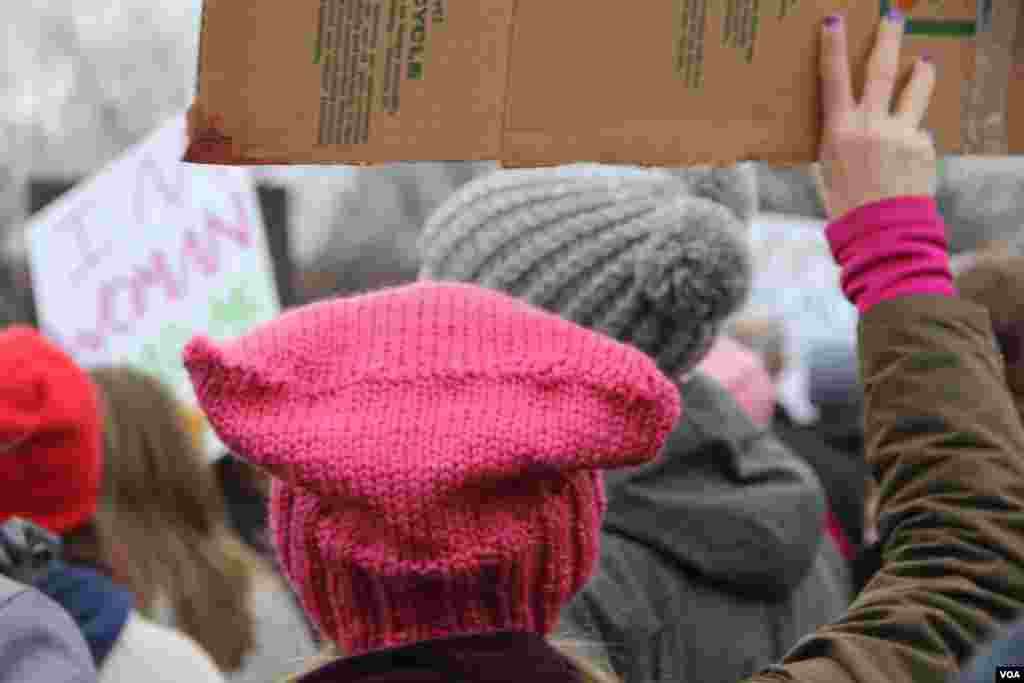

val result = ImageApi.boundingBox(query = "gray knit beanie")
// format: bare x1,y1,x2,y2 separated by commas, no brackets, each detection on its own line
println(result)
418,164,754,379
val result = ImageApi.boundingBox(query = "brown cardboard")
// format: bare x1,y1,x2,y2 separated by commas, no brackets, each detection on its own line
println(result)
188,1,1013,167
190,0,514,164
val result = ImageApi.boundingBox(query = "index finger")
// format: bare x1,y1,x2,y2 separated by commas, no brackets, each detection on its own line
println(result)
820,15,855,121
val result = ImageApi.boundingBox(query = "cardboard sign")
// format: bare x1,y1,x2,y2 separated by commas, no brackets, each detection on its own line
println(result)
27,114,281,457
187,0,1019,167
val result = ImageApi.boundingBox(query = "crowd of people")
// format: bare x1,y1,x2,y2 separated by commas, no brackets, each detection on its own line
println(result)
2,10,1024,683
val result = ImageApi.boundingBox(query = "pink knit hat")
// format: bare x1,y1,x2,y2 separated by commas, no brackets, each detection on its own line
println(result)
695,335,777,426
183,282,680,656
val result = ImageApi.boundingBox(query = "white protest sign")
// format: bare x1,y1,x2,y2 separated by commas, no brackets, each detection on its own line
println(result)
26,113,281,457
738,212,858,424
744,212,857,366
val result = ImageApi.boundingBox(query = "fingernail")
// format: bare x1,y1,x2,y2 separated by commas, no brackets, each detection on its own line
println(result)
824,14,842,29
921,53,934,64
887,8,905,23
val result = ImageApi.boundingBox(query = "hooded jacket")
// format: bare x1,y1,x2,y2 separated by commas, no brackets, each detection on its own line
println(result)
558,372,851,683
697,335,867,563
771,408,869,564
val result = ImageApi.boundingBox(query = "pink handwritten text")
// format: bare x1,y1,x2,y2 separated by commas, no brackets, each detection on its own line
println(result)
66,161,253,354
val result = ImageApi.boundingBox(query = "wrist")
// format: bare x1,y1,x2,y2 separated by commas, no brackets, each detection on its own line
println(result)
826,197,953,313
826,197,939,246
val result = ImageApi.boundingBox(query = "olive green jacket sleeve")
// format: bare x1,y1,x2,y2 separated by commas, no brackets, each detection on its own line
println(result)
748,295,1024,683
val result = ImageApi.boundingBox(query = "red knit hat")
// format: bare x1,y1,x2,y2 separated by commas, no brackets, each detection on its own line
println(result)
184,282,680,656
0,326,103,534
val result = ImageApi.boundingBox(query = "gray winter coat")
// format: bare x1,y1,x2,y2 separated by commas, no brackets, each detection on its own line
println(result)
559,373,851,683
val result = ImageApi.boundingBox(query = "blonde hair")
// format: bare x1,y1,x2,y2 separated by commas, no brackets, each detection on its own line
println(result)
285,637,619,683
83,366,264,673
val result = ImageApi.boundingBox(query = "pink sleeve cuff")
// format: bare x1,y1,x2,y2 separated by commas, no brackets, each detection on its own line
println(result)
826,197,955,314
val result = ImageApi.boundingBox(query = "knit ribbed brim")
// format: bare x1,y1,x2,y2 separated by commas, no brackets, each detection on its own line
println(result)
419,164,754,379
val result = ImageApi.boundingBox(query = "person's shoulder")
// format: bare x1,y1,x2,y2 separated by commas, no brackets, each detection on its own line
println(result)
0,576,97,683
100,612,225,683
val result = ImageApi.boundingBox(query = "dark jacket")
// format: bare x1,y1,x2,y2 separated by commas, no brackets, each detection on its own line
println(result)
771,407,870,559
558,373,852,683
0,574,97,683
299,632,581,683
751,296,1024,683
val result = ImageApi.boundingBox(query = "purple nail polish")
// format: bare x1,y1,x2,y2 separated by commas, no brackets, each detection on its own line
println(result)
824,14,842,29
887,8,905,23
921,53,933,64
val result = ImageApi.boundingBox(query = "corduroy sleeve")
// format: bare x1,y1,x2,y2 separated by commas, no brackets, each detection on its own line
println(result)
745,295,1024,683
